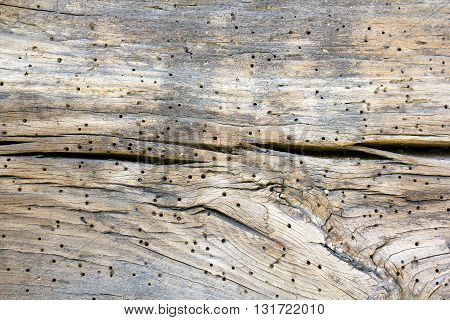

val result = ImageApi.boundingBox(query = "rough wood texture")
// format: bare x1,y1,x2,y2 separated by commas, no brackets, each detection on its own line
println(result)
0,0,449,300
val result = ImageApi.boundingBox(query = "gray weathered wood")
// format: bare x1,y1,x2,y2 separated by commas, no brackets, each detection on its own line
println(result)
0,0,449,299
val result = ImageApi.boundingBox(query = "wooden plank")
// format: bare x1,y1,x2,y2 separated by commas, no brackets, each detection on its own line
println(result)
0,0,448,299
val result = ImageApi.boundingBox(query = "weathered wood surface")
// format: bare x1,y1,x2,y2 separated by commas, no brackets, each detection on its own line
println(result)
0,0,449,299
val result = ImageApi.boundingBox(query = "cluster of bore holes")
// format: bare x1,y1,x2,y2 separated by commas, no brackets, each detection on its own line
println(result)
180,236,323,294
47,260,125,285
74,98,445,147
9,237,334,297
393,256,444,288
5,20,448,299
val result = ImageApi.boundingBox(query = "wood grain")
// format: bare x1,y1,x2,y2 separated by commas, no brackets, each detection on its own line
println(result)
0,0,448,299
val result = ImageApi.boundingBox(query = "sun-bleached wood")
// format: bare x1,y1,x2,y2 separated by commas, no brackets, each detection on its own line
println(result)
0,0,448,299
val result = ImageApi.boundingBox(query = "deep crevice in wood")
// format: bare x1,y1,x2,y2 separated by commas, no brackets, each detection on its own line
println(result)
253,141,450,159
356,143,450,157
0,152,205,165
251,142,387,159
0,141,28,146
